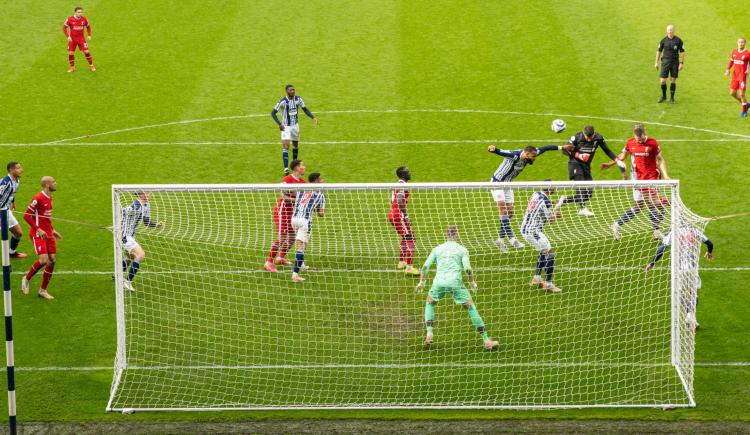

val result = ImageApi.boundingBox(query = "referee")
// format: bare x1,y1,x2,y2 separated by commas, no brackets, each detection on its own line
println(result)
655,24,685,103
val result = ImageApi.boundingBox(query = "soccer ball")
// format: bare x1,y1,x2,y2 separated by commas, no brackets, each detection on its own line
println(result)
551,119,566,133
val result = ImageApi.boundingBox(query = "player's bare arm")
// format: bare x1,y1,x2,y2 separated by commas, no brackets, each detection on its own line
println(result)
52,230,62,240
656,154,669,179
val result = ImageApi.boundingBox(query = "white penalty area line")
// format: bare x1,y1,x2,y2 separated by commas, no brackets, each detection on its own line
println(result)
1,362,748,372
21,108,750,144
7,266,749,276
2,138,750,147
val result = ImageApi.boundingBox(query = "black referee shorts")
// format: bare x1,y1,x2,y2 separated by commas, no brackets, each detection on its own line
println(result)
568,161,593,181
660,62,679,79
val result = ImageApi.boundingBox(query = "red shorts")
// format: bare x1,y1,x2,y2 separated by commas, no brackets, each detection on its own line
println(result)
389,214,413,237
273,205,293,237
730,78,746,91
32,236,57,255
68,38,89,52
636,187,659,196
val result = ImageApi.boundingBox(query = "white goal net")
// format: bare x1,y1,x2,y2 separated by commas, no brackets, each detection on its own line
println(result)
106,180,704,411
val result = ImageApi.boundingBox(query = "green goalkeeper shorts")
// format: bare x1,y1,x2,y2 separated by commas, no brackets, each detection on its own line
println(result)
428,284,472,305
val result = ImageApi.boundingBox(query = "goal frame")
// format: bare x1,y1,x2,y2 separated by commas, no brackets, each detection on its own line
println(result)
106,180,695,412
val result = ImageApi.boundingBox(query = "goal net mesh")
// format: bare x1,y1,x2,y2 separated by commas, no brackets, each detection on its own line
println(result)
107,181,703,410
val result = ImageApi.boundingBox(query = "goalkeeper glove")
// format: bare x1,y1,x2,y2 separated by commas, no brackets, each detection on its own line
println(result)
469,281,478,293
415,281,425,292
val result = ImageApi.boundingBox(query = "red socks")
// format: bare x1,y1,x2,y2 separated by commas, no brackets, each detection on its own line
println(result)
68,54,75,67
85,53,93,65
267,241,281,263
26,260,43,281
41,263,55,291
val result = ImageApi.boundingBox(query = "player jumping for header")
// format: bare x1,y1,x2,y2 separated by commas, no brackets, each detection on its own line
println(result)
487,144,570,253
417,225,499,351
562,125,625,216
63,6,94,72
290,173,326,283
271,85,318,175
602,123,670,240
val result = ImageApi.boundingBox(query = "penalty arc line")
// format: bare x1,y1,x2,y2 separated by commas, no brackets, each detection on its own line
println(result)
38,108,750,144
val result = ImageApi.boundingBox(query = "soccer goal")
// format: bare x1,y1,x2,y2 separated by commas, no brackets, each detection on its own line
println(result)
106,180,705,411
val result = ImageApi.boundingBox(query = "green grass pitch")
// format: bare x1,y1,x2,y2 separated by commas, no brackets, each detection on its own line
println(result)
1,0,749,427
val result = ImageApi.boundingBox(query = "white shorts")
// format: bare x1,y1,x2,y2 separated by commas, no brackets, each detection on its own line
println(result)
281,124,300,141
4,211,18,228
522,231,551,253
292,217,311,243
122,235,141,254
633,188,643,202
490,186,514,203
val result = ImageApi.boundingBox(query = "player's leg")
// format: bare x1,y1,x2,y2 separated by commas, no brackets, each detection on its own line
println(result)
423,294,436,348
67,39,76,72
281,128,291,174
125,245,145,291
658,68,668,102
8,213,26,258
613,192,644,239
265,207,284,271
39,250,57,299
643,189,665,238
541,248,560,293
461,300,498,350
669,74,677,103
22,238,49,294
730,88,742,103
532,250,545,287
403,233,419,275
291,219,308,282
740,85,748,117
290,125,300,161
292,141,299,161
82,41,95,71
492,193,510,252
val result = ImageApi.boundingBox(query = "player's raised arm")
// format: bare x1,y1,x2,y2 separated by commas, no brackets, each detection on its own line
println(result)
487,145,519,158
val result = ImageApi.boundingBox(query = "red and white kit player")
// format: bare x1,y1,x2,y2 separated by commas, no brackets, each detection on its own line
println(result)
63,6,95,72
602,124,670,240
725,37,750,117
388,166,419,276
21,177,62,300
264,160,307,273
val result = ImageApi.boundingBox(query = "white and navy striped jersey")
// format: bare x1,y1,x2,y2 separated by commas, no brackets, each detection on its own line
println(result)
491,150,526,182
293,191,325,221
662,228,708,270
490,146,559,182
521,191,554,235
0,175,19,210
121,199,150,238
273,96,307,127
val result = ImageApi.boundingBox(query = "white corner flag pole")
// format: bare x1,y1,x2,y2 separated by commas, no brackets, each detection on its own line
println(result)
0,210,17,434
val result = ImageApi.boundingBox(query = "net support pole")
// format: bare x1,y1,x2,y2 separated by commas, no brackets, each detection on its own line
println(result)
1,210,17,434
670,185,680,366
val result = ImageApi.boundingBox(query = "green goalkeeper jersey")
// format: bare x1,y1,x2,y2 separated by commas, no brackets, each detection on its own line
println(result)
421,240,472,287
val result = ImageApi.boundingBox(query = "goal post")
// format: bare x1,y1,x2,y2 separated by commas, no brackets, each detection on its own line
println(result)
106,180,704,411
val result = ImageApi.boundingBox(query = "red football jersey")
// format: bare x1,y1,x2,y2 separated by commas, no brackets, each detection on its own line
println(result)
389,179,409,216
623,137,661,181
729,49,750,79
275,174,307,209
24,192,54,237
63,15,90,39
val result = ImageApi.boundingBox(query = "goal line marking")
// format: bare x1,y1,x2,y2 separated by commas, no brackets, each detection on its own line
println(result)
2,138,749,147
31,108,750,144
8,266,749,276
2,362,748,372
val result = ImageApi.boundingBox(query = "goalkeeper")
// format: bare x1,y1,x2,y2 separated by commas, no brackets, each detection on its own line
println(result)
416,225,499,351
